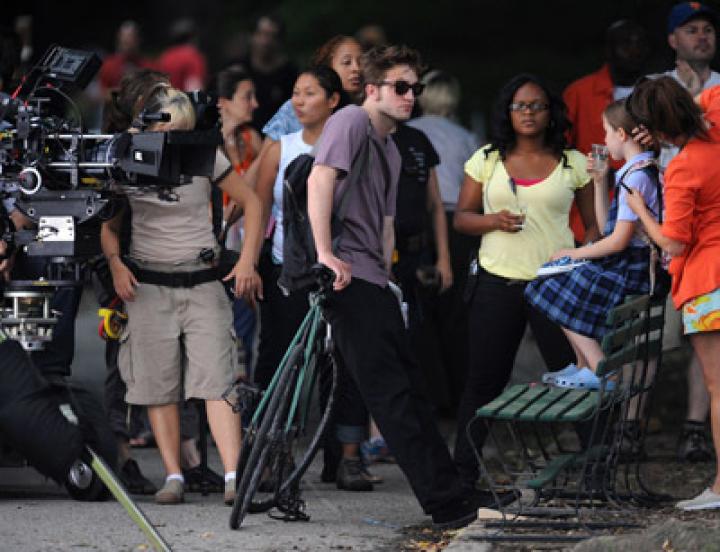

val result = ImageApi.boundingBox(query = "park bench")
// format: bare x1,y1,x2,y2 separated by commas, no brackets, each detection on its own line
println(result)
467,294,667,543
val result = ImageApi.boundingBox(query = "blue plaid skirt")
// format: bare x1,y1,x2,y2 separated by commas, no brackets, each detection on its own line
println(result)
524,247,650,338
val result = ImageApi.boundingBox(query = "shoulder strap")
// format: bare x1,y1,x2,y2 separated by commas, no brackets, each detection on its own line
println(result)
617,160,663,223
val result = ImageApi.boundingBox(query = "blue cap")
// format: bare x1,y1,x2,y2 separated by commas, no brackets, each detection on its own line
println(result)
668,2,717,33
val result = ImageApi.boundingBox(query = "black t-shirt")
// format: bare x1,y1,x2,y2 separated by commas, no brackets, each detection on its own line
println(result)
391,124,440,238
240,57,298,130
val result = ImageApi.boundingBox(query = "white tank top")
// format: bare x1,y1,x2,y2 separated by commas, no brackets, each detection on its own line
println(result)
271,130,313,264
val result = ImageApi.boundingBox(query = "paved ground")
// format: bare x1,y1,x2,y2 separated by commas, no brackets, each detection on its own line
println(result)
0,286,550,551
0,450,428,551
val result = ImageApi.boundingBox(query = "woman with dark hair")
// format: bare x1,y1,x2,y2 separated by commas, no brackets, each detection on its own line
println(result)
452,73,599,488
214,65,263,370
626,77,720,511
216,65,263,183
253,65,346,391
262,35,362,141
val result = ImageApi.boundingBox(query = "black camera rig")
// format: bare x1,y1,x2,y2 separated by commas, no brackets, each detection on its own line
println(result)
0,46,220,350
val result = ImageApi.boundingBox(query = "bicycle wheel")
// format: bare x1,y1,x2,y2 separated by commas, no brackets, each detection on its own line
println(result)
277,354,338,494
229,344,301,529
242,354,337,512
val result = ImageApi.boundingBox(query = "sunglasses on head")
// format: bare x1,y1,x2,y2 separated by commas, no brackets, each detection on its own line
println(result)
378,80,425,97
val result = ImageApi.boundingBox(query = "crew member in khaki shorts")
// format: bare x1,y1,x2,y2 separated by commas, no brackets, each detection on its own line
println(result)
120,263,239,405
102,87,263,505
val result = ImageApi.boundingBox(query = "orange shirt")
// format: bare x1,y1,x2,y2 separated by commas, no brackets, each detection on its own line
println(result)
563,64,620,242
663,86,720,308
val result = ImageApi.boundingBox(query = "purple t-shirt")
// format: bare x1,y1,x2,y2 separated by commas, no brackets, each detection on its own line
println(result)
313,105,401,286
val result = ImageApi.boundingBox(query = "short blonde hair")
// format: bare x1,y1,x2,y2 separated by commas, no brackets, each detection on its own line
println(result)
144,87,196,130
418,70,460,118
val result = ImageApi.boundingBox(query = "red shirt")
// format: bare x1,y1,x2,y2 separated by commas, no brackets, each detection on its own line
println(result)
99,54,155,92
563,64,620,242
663,86,720,308
158,44,207,91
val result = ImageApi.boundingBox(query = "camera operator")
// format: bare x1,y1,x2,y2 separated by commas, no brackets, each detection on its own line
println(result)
102,86,263,505
102,69,230,495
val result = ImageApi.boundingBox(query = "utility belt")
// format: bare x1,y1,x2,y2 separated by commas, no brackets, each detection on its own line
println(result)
125,248,239,289
395,231,430,254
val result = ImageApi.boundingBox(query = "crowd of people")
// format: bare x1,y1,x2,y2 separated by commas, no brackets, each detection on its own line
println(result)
2,0,720,528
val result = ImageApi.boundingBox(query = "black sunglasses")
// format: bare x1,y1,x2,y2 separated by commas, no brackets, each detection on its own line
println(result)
378,80,425,97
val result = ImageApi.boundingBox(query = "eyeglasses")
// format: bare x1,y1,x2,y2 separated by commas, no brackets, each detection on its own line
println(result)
509,101,549,113
378,80,425,97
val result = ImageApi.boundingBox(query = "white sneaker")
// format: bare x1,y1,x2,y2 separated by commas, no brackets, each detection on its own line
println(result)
676,488,720,511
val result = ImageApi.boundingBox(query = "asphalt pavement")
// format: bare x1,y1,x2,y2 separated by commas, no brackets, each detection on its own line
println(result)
0,286,547,551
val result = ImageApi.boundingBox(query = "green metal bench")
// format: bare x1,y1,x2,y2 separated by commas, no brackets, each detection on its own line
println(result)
467,294,667,543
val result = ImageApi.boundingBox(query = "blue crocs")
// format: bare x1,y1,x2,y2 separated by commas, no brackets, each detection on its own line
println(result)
541,363,579,385
553,367,616,391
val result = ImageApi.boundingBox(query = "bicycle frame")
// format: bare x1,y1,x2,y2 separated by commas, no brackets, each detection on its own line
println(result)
249,291,327,434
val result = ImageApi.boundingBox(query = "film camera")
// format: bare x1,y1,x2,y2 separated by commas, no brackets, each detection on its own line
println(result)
0,46,220,350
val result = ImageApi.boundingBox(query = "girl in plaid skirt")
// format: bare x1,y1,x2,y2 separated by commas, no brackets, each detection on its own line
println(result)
525,100,661,389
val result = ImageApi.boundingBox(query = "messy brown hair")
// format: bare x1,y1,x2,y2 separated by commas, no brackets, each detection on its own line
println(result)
626,76,708,142
360,44,425,87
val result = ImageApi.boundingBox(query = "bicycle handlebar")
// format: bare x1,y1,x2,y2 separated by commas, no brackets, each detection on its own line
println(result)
311,263,336,292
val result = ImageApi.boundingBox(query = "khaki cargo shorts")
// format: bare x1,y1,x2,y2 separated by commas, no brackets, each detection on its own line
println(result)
119,278,240,405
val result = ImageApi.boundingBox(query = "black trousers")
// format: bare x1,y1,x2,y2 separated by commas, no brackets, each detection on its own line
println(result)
253,259,311,391
324,278,464,513
454,269,574,484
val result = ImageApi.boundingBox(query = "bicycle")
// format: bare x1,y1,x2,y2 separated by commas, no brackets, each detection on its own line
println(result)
227,265,338,529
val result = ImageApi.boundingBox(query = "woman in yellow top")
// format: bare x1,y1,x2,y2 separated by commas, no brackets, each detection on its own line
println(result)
452,73,598,488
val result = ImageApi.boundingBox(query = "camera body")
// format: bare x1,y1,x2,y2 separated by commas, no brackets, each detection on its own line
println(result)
0,46,220,350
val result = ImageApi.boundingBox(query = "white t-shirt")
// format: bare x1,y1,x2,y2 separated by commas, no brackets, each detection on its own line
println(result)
271,130,313,264
128,149,229,264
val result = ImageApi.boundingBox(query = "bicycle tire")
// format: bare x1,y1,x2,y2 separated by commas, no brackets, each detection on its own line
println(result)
276,354,338,495
245,354,337,512
229,344,301,529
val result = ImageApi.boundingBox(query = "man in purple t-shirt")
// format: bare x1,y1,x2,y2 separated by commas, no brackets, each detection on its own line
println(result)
307,45,514,529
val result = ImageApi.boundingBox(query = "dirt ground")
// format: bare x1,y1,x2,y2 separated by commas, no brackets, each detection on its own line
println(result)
395,345,719,551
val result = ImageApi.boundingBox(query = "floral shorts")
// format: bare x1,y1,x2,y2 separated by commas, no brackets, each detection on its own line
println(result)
682,287,720,334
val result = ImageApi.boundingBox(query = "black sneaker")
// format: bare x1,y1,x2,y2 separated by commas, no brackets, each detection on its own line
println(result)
119,458,157,495
336,457,373,491
431,490,519,530
677,424,714,463
183,465,224,493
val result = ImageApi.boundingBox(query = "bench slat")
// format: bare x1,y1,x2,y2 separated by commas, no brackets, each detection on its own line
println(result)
495,386,550,421
476,384,530,417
